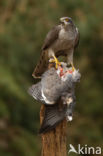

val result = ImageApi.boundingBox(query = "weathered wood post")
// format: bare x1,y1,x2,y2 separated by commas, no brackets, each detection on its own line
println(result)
40,103,67,156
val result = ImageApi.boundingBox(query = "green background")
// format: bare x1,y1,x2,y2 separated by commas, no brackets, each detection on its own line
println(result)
0,0,103,155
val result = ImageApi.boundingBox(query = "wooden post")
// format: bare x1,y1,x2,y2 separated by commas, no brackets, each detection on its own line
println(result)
40,104,67,156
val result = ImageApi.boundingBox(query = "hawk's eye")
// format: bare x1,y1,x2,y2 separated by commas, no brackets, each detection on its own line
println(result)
65,18,69,22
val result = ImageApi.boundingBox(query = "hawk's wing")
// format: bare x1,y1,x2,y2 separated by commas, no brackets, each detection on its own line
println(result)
74,30,80,49
32,25,61,78
42,25,61,50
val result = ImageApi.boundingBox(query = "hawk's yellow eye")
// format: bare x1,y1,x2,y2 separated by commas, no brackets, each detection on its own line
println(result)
65,18,69,22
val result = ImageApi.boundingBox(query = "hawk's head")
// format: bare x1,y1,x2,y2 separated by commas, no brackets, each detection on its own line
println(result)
60,17,73,26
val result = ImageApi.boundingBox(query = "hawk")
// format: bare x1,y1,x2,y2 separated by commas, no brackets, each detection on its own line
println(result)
32,17,79,78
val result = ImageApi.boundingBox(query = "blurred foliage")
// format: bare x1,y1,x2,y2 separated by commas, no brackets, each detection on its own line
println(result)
0,0,103,155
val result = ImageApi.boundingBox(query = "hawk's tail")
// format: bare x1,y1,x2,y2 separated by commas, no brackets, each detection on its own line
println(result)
32,50,49,78
39,104,67,134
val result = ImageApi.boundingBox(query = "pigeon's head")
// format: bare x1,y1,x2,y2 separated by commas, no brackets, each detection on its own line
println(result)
60,17,73,26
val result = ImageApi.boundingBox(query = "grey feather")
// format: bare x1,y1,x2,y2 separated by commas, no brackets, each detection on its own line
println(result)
41,67,73,103
28,82,46,104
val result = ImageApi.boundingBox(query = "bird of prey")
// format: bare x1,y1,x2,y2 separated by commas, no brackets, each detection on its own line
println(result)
32,17,79,78
28,63,81,133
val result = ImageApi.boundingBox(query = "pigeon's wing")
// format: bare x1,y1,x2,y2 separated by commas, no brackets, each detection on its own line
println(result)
28,82,44,102
39,104,67,134
42,25,61,50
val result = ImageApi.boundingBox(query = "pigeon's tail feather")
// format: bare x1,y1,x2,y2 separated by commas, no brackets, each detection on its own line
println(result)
28,82,43,102
39,104,67,134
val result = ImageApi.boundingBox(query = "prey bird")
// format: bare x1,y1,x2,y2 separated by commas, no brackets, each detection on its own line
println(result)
30,63,80,105
29,63,81,133
32,17,79,78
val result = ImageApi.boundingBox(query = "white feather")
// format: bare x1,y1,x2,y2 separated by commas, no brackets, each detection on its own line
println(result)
67,116,73,121
41,89,55,105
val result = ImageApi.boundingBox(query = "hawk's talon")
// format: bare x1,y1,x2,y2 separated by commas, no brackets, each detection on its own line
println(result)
71,62,75,72
49,55,61,69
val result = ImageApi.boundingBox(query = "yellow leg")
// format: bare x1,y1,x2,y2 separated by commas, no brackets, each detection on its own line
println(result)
49,55,61,69
71,62,75,71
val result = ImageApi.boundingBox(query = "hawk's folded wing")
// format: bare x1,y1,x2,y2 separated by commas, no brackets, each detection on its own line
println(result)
42,25,61,50
32,25,61,78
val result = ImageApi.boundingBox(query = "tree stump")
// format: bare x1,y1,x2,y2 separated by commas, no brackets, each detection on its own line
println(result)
40,104,67,156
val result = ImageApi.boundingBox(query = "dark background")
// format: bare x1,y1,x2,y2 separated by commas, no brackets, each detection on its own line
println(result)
0,0,103,155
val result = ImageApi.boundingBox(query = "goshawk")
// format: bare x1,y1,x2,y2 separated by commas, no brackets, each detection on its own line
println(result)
32,17,79,78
